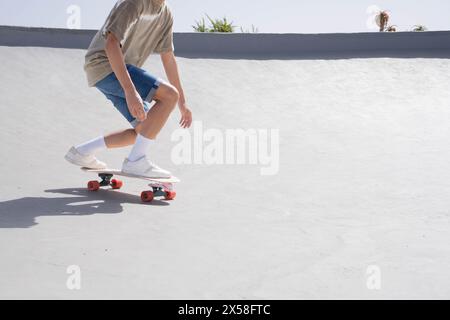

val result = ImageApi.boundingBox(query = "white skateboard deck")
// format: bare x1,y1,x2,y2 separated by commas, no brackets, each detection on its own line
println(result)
81,168,179,202
81,168,180,183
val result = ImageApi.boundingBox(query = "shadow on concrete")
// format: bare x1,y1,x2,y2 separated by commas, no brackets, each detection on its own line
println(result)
0,188,169,229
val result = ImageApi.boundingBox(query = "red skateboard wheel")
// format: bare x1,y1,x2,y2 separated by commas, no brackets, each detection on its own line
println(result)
165,191,176,200
87,181,100,191
141,191,154,203
111,179,123,190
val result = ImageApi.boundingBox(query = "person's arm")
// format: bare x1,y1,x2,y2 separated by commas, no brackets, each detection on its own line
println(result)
160,51,193,129
105,32,146,121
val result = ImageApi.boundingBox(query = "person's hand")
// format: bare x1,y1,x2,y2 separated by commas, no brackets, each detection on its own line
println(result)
125,90,146,122
179,104,192,129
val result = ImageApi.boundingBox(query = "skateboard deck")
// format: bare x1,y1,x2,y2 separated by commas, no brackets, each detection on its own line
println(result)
81,168,180,202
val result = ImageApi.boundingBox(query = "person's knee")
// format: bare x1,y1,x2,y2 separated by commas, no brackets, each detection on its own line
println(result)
154,83,179,113
158,84,179,105
166,85,179,106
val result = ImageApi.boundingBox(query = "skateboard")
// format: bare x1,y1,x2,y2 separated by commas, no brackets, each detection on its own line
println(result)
81,168,180,203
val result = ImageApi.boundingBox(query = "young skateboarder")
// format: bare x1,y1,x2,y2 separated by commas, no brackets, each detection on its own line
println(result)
65,0,192,178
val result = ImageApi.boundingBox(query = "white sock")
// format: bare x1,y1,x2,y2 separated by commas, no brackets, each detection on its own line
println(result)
128,134,153,162
76,136,107,156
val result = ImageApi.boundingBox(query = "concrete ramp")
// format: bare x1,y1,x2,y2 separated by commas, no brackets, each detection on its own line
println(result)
1,45,450,299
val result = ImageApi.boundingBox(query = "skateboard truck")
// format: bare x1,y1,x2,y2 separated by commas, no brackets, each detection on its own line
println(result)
99,173,113,187
87,173,124,192
142,183,176,202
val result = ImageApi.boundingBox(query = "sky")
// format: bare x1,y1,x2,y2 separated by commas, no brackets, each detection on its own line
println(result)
0,0,449,33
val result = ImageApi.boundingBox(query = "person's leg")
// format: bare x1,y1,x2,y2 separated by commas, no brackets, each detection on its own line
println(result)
104,129,137,148
75,136,107,156
101,83,178,151
90,65,173,151
101,82,177,148
122,82,178,177
72,92,134,155
127,82,179,162
69,64,178,176
67,124,136,170
73,84,177,158
76,81,178,167
135,83,179,139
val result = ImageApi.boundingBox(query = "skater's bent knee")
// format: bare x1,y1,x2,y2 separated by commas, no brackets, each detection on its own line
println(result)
155,83,179,105
165,86,179,105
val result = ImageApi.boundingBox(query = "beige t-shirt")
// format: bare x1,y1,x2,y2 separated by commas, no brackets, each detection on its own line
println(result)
84,0,174,87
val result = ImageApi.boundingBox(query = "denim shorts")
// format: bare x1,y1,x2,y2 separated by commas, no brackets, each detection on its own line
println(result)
95,64,162,128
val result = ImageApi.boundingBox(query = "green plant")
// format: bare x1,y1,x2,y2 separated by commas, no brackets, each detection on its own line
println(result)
192,18,209,32
206,14,235,33
192,15,236,33
413,25,427,32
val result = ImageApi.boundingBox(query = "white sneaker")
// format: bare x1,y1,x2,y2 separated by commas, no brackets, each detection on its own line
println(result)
64,147,107,169
122,156,172,179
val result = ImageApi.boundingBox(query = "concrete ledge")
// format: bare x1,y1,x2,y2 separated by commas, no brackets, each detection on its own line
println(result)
1,25,450,59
